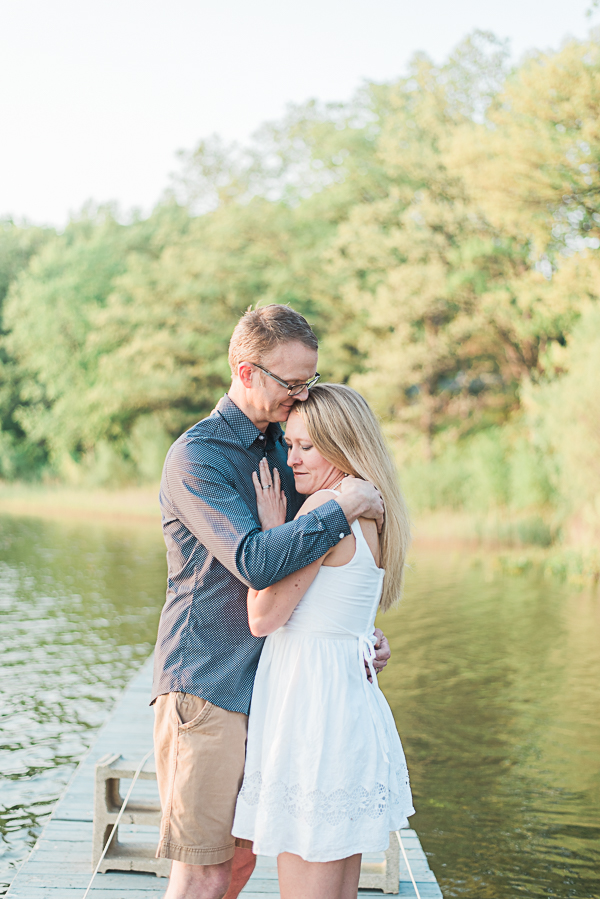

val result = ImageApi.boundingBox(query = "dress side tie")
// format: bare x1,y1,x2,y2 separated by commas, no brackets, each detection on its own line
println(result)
358,632,390,764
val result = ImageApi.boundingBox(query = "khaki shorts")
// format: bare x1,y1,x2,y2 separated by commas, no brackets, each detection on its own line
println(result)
153,692,252,865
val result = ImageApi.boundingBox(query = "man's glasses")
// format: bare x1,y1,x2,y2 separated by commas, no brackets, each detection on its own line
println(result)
252,363,320,397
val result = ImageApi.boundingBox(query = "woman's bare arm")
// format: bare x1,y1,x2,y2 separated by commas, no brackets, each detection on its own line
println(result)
247,490,338,636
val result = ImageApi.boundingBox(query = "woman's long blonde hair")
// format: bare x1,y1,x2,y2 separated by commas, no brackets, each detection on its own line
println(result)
292,383,411,611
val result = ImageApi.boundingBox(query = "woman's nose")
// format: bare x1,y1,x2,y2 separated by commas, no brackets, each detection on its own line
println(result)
287,447,301,467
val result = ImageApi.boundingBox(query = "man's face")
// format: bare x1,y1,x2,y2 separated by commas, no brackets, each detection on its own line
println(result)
248,341,319,424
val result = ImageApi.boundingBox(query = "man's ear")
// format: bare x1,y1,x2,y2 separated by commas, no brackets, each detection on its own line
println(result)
238,361,254,389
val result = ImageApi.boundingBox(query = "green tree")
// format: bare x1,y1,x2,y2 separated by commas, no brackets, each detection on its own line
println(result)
524,304,600,544
0,220,54,478
457,38,600,257
3,206,188,482
2,29,599,521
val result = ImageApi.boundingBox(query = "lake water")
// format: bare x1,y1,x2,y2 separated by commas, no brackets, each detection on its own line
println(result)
0,515,598,897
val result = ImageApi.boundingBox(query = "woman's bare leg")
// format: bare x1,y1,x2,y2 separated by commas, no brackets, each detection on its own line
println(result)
277,852,362,899
340,853,362,899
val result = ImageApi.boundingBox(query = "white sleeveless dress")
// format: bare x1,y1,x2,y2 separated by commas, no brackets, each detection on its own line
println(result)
232,515,415,862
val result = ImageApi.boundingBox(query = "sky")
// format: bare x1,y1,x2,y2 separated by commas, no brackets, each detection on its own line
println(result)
1,0,597,227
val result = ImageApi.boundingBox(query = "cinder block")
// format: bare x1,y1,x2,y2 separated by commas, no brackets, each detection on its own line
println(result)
358,831,400,893
92,753,170,878
92,754,402,891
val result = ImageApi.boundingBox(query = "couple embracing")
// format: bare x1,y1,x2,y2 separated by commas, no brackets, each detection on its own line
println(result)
151,304,414,899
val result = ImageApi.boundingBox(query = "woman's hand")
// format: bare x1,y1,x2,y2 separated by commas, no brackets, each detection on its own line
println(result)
252,457,287,530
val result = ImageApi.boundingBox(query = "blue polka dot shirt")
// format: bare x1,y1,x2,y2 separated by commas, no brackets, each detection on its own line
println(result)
151,394,352,714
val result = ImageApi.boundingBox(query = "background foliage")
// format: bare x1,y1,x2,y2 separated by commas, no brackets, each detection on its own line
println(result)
2,32,599,547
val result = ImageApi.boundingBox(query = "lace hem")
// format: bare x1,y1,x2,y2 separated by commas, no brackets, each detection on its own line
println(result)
238,770,412,827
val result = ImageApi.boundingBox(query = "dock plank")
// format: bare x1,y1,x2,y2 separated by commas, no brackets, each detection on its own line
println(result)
7,657,442,898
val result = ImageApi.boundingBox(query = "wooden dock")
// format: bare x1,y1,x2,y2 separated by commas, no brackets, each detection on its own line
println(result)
7,657,443,898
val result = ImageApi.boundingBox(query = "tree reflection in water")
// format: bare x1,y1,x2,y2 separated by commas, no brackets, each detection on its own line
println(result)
0,518,598,898
379,552,600,898
0,515,165,895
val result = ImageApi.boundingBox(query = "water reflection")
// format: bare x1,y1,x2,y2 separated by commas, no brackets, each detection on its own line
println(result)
378,553,600,898
0,515,165,894
0,519,598,898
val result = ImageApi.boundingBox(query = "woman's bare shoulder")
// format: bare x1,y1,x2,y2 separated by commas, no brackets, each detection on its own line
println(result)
358,516,381,566
294,489,340,519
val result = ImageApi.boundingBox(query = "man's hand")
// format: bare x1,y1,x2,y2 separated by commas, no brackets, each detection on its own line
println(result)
365,627,391,682
337,477,384,533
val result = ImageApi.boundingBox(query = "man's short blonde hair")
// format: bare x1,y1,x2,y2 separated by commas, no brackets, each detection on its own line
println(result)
228,305,318,376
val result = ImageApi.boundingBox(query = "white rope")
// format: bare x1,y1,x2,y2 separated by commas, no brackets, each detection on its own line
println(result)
82,749,154,898
397,829,422,899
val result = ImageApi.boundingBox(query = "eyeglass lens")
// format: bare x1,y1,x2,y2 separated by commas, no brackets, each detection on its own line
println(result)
289,375,319,396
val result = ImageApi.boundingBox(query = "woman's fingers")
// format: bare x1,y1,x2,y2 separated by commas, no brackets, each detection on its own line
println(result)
253,461,287,530
273,469,287,508
257,460,286,506
259,457,273,489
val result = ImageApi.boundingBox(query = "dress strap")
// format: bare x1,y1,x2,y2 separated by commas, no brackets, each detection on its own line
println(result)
350,517,365,540
350,518,381,572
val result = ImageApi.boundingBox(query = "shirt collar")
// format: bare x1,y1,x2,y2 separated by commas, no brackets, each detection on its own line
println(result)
215,394,285,449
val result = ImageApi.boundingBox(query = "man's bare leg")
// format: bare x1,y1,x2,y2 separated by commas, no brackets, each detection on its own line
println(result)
164,848,256,899
224,848,257,899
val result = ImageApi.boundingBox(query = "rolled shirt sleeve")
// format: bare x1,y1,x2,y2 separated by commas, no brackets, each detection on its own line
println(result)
162,445,351,590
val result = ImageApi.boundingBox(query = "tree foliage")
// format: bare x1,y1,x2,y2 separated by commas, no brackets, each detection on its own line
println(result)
1,31,599,537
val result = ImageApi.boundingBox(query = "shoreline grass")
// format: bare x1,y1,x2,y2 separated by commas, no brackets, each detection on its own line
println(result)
0,481,161,525
0,482,597,585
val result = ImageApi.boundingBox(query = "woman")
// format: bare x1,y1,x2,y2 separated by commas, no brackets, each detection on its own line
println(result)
232,384,414,899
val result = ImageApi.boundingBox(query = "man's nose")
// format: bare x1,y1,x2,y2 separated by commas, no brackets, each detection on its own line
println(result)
294,386,310,402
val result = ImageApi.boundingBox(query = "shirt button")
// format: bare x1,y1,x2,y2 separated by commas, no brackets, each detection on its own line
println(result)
258,435,265,441
339,532,345,539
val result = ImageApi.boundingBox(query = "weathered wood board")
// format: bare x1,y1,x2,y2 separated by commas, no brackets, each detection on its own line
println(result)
7,657,442,898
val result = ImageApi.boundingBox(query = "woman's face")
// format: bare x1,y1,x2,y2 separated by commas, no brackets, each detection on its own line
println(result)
284,411,345,495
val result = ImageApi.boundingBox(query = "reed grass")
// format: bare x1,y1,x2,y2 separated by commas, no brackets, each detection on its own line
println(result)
0,482,597,585
0,481,161,525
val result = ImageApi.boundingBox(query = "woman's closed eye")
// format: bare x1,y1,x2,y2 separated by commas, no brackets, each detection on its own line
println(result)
285,442,313,452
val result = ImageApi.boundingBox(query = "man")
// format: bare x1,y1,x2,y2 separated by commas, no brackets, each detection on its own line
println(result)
152,305,388,899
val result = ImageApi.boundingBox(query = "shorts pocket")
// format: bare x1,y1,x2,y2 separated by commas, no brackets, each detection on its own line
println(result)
174,693,213,732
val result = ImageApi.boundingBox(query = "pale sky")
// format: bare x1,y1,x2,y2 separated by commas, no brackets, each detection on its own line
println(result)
1,0,596,227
